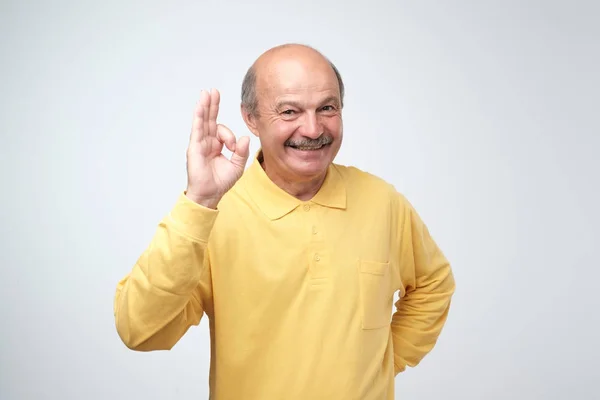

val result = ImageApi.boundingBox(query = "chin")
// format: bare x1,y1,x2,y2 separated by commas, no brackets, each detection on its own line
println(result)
284,144,335,177
290,163,328,179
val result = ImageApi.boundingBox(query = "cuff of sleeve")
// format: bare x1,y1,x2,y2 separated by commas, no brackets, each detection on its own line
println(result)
167,192,220,243
394,362,406,376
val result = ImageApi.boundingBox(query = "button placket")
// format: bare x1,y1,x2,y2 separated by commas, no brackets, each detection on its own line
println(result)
304,203,329,285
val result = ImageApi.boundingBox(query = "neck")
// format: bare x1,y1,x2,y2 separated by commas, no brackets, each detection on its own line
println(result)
260,158,327,201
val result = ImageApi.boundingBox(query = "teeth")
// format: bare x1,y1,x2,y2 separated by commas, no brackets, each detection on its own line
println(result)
294,145,323,150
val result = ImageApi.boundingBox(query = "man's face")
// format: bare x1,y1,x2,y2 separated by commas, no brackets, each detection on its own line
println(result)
245,57,343,183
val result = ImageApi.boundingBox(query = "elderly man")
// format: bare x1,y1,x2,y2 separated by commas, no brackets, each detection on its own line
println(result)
114,43,455,399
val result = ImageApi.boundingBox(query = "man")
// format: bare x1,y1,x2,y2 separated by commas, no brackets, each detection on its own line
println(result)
114,43,455,399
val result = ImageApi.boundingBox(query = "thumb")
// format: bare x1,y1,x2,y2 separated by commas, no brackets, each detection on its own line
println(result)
230,136,251,168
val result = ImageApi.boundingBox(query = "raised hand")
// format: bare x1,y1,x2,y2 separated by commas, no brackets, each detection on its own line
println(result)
185,89,251,208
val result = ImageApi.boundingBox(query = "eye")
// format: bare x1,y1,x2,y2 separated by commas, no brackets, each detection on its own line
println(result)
282,109,295,115
320,105,336,112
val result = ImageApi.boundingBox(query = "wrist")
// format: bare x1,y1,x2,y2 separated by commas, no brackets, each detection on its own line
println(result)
170,192,220,243
184,191,221,209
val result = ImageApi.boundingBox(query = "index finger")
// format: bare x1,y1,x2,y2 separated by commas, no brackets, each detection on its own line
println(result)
208,88,220,137
190,90,210,144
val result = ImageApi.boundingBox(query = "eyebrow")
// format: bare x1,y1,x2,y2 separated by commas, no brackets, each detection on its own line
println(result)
320,96,341,107
276,96,341,110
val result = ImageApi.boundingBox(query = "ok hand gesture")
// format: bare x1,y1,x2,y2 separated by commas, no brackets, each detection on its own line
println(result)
185,89,251,208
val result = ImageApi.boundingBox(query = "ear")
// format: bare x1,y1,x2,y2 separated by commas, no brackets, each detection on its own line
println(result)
241,104,260,137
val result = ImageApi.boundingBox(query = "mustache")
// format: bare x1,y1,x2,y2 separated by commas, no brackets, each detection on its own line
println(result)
285,135,333,148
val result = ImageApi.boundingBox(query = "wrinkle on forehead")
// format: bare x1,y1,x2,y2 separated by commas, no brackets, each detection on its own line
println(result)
253,45,340,104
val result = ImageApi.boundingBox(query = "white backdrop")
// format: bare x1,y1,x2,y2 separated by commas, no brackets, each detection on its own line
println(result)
1,1,599,399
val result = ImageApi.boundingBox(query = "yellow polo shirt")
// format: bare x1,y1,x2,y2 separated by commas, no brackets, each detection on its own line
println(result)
114,153,455,400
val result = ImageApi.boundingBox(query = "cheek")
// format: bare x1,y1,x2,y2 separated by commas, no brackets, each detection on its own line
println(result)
324,117,343,136
268,121,297,144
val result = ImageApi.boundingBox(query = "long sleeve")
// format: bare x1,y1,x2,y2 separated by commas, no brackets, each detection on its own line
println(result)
114,193,218,351
391,194,456,374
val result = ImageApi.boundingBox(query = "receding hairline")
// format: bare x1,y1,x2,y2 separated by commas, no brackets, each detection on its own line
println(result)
241,44,345,116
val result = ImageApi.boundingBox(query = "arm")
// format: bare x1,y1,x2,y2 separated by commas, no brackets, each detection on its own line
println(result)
391,194,456,374
114,88,249,351
113,193,218,351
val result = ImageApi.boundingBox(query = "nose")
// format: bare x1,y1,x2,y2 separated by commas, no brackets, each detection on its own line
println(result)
299,111,322,139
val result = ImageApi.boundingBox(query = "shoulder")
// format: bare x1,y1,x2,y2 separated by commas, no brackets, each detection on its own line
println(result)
333,162,413,211
333,163,387,186
332,163,398,196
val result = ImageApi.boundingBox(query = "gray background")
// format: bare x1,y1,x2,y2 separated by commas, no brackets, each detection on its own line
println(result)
1,0,599,399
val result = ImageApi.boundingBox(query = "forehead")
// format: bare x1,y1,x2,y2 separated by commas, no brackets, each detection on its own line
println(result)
257,58,340,104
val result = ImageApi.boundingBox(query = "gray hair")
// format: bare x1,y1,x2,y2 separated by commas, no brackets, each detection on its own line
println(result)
241,59,345,117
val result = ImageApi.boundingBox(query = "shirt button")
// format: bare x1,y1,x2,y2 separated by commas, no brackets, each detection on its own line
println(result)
312,226,318,235
303,204,310,211
314,254,320,261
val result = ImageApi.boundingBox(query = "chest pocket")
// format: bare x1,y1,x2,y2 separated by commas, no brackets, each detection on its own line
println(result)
359,260,393,330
